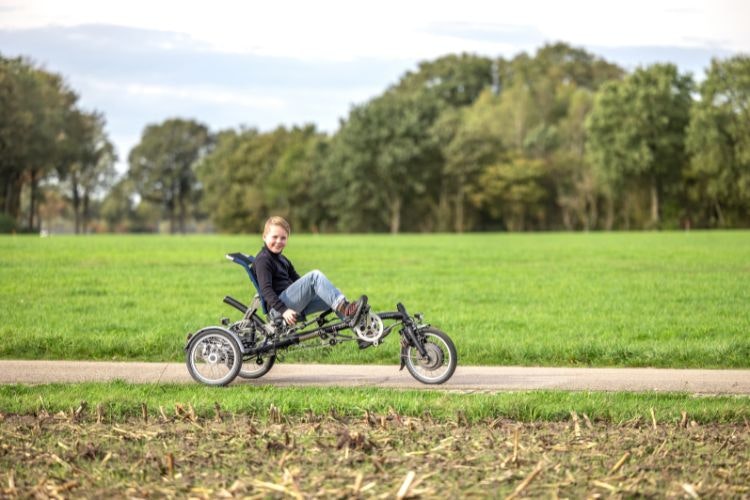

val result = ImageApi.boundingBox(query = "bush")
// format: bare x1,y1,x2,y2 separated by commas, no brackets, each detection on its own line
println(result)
0,214,17,233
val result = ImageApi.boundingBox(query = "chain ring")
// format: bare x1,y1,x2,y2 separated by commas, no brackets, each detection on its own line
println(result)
353,312,384,344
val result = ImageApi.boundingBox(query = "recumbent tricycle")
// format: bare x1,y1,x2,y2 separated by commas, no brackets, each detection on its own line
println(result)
185,252,457,386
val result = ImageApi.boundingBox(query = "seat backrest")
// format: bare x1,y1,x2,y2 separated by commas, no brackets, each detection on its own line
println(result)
225,252,268,314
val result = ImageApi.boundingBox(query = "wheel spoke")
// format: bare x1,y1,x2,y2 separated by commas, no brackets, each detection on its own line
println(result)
404,329,456,384
188,332,240,386
236,330,276,379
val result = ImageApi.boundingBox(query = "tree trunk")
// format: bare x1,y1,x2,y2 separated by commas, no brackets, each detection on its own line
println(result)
82,192,90,234
623,195,631,230
4,173,22,219
587,193,598,231
714,200,724,227
2,176,11,215
454,176,465,233
28,168,37,231
605,195,614,230
178,193,186,234
650,178,659,228
437,181,450,232
71,174,81,234
389,196,401,234
0,175,8,215
561,205,572,231
167,186,176,234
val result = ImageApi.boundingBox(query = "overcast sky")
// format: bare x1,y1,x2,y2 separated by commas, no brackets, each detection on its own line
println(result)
1,0,748,173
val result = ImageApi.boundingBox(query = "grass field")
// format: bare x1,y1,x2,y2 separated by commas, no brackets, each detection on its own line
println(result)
4,382,750,423
1,231,749,367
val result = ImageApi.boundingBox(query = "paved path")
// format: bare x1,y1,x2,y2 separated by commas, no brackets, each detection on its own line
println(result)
1,361,749,394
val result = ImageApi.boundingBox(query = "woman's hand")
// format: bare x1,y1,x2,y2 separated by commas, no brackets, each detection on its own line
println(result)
282,309,298,325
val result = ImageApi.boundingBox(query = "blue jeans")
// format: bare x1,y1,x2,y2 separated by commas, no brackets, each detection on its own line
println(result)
275,270,345,318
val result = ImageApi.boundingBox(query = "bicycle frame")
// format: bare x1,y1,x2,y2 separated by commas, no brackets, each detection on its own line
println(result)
219,294,409,358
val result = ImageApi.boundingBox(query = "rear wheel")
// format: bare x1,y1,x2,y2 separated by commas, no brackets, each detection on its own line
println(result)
402,327,457,385
238,354,276,379
186,329,241,386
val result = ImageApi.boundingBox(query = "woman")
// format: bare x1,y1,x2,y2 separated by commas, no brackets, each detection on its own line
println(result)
254,216,368,326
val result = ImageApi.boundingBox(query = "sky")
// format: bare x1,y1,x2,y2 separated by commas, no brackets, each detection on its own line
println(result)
1,0,749,174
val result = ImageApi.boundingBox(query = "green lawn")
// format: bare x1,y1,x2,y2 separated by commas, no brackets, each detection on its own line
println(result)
3,382,748,423
1,231,748,367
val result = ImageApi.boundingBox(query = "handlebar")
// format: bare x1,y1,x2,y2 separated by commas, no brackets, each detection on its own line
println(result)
223,296,248,313
397,302,408,319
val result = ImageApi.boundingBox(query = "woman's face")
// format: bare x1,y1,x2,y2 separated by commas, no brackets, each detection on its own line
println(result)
263,224,288,254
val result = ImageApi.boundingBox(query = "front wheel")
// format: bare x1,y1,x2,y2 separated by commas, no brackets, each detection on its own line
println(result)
186,329,242,386
402,327,457,385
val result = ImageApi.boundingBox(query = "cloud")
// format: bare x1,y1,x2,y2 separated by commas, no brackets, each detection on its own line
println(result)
591,45,735,79
0,24,411,87
0,23,410,128
425,22,545,49
0,21,412,173
88,80,287,110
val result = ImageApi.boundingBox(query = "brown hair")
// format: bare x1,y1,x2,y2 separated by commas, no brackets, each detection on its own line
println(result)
263,216,291,237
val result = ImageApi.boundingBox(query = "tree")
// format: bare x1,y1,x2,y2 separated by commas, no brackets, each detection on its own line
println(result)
433,89,506,232
197,129,257,233
57,110,117,233
25,70,77,231
494,44,624,230
328,90,441,233
325,54,495,233
264,126,330,231
473,156,548,231
395,53,494,109
586,64,693,228
554,88,600,230
395,53,498,232
100,178,135,232
128,119,212,233
75,113,117,233
534,42,624,92
0,56,31,220
197,126,330,233
686,55,750,227
0,56,77,230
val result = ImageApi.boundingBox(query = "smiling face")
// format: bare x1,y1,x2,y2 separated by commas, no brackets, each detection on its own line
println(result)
263,224,288,254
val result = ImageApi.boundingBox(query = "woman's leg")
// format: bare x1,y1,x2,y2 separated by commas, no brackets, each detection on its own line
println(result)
278,270,345,315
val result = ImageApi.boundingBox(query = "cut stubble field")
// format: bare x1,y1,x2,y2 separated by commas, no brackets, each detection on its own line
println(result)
1,409,748,498
1,231,748,368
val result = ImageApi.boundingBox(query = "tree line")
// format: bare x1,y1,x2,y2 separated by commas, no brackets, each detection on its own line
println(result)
0,55,117,233
2,43,749,234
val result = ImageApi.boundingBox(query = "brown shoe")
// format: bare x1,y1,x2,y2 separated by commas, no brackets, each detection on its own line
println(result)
338,295,368,325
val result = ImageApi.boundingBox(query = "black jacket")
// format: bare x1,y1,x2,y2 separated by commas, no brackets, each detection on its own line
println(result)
254,245,300,313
